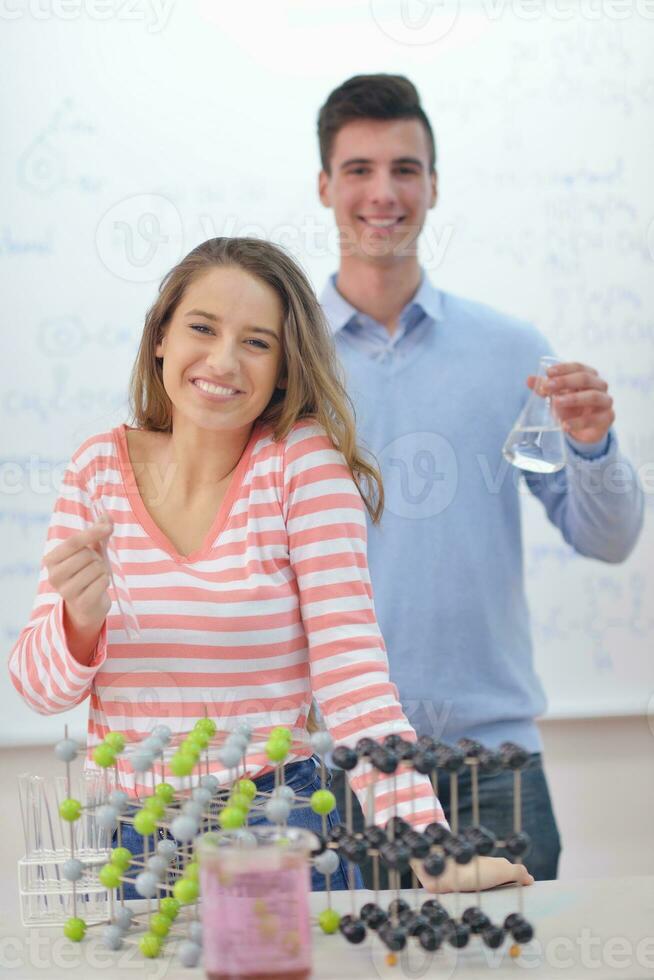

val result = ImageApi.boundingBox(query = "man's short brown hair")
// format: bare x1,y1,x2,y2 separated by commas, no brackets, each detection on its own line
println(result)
317,74,436,175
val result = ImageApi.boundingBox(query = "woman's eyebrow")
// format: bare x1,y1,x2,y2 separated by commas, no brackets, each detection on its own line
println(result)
185,308,220,321
184,309,280,340
248,326,280,341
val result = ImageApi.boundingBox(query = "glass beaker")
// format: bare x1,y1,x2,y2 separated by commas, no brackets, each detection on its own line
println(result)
197,827,314,980
502,355,567,473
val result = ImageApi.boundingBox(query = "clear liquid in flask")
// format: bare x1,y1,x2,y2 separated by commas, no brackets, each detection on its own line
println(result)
502,355,567,473
503,425,566,473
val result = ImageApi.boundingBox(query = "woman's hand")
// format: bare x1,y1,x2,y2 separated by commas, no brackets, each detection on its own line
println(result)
412,855,534,893
44,518,114,633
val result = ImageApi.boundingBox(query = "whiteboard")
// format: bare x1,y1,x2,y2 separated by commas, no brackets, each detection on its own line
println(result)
2,2,653,745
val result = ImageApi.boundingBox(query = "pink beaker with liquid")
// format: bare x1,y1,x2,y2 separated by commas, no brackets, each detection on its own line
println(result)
197,827,314,980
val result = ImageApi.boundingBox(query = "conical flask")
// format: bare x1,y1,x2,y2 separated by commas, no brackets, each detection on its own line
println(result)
502,355,567,473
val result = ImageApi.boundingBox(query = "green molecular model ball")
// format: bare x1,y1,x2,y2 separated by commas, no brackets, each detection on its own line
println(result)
173,878,199,905
170,753,194,777
228,791,251,814
270,726,292,742
310,789,336,815
318,908,341,934
160,897,181,920
103,732,125,753
218,805,245,830
154,782,175,804
111,847,131,872
265,738,288,763
59,798,82,822
185,861,199,881
186,730,209,750
142,796,165,819
236,778,257,800
139,933,162,958
133,809,157,836
179,742,200,762
194,717,217,737
92,743,116,768
99,863,122,889
149,913,171,938
64,917,87,942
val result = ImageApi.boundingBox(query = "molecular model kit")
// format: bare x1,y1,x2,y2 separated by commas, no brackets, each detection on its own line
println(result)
23,720,536,973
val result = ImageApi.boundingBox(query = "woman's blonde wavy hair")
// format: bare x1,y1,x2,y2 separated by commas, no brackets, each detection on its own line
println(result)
128,237,384,523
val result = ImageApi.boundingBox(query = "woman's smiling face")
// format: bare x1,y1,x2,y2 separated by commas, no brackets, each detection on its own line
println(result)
155,265,285,433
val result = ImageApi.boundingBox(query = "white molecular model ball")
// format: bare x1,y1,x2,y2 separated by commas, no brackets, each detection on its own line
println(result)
200,774,219,794
218,744,242,768
310,730,334,756
226,732,248,751
108,789,129,813
182,800,204,821
146,855,169,878
171,815,198,842
129,749,154,773
156,839,178,862
264,798,291,824
314,848,340,876
96,805,119,831
178,940,201,968
152,724,172,742
135,871,159,898
192,786,213,807
272,784,295,802
62,858,84,882
102,924,124,950
141,735,165,754
54,738,79,763
113,906,134,930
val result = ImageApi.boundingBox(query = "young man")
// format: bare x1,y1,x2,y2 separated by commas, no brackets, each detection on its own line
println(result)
316,74,644,881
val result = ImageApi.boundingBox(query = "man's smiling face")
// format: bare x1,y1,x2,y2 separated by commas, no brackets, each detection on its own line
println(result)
319,117,437,263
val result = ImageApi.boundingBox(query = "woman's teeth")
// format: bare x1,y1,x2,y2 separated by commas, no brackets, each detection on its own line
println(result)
193,379,240,396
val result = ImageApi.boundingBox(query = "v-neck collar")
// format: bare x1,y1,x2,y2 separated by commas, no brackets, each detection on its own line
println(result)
113,423,258,564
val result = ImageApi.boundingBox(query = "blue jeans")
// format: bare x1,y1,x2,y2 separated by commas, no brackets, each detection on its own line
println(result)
434,752,562,880
112,757,360,898
333,752,562,885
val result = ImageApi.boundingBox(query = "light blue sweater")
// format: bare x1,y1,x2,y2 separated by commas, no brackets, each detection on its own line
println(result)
321,274,644,751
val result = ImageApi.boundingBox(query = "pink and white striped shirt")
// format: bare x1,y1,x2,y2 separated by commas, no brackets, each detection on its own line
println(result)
9,419,444,828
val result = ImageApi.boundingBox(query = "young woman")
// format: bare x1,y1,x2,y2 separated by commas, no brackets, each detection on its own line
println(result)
9,238,532,893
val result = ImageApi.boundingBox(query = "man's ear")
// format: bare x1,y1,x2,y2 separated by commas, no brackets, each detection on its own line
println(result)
318,170,331,208
429,170,438,210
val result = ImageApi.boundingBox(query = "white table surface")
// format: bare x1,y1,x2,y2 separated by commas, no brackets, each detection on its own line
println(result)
2,877,654,979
